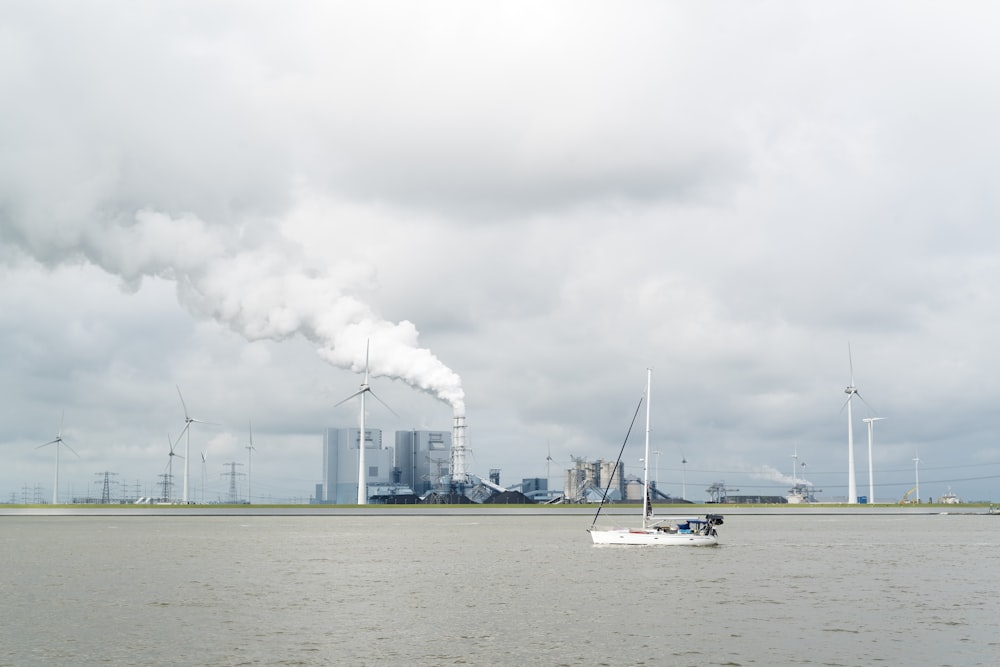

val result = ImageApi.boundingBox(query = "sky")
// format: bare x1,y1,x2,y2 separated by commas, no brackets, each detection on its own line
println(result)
2,2,999,504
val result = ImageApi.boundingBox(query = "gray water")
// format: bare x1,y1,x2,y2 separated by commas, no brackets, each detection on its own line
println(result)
1,513,998,666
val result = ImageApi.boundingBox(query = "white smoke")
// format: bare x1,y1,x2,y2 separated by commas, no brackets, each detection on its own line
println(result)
750,464,812,488
6,207,465,412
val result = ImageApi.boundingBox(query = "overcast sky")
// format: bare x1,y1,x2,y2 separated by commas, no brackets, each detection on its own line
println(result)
2,2,999,504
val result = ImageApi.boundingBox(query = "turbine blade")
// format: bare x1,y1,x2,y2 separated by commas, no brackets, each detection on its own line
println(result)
333,389,366,407
848,342,854,384
856,391,877,414
367,388,399,417
364,339,370,384
36,439,59,449
176,385,190,420
172,424,190,451
64,441,81,458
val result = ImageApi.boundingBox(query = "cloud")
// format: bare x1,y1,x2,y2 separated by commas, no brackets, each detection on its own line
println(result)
2,2,1000,502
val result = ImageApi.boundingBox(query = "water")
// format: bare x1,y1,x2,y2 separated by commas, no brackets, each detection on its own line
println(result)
1,512,998,666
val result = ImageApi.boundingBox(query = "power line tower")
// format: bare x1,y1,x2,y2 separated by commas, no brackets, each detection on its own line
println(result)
223,462,245,504
158,473,173,502
94,472,119,504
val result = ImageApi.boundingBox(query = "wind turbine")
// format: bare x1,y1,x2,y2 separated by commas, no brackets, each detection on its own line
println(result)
200,450,208,504
791,446,799,488
246,421,257,505
841,344,874,504
36,412,79,504
862,416,885,504
165,433,182,502
175,386,216,504
333,340,396,504
680,452,688,501
545,441,553,499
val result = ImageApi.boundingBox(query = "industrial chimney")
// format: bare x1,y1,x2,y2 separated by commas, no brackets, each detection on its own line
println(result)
450,410,471,486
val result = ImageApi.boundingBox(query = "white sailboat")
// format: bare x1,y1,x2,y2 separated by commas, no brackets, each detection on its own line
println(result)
588,368,723,546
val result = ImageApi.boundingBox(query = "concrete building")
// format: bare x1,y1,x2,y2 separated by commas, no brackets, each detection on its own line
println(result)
565,458,622,502
321,427,394,504
394,429,452,496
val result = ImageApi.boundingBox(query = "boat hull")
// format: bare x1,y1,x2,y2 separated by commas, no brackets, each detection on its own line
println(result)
588,528,718,546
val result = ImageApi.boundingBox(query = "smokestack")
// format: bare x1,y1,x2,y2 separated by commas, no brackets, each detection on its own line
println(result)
450,408,470,485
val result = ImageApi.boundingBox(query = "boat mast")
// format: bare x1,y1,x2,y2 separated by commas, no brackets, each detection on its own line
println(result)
643,368,652,529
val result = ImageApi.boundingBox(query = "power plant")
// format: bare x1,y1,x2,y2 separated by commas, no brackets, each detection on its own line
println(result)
317,409,531,505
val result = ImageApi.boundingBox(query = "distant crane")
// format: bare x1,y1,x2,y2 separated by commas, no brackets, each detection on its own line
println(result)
706,481,738,504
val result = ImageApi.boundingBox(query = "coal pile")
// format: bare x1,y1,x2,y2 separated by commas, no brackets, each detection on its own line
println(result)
482,490,535,504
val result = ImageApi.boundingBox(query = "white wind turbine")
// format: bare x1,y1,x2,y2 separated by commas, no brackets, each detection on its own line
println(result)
333,340,396,504
36,412,79,504
246,421,257,505
165,433,182,502
200,439,211,504
862,416,885,504
841,344,875,504
200,451,207,504
681,453,688,501
546,441,554,497
175,386,216,504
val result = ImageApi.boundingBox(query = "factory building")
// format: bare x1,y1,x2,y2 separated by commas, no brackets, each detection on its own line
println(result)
394,429,452,496
321,427,395,504
564,457,623,502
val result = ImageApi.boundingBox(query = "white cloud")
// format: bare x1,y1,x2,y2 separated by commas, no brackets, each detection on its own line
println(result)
2,2,1000,504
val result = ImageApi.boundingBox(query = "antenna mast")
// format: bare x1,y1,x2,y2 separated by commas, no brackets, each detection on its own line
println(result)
642,368,652,528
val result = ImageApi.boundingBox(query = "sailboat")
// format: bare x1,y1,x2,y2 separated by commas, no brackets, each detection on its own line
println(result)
587,368,723,546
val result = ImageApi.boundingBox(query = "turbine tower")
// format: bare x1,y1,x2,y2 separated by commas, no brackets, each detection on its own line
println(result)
681,454,687,501
36,412,79,504
165,433,182,502
844,346,859,504
334,340,396,504
246,421,257,505
862,416,884,504
545,441,553,497
200,450,208,504
841,345,874,504
175,386,215,504
913,451,921,503
791,446,799,488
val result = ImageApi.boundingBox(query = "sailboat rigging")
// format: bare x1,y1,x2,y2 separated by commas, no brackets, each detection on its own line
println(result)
587,368,723,546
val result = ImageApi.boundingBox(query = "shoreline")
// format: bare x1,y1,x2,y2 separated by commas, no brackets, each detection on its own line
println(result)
0,503,991,517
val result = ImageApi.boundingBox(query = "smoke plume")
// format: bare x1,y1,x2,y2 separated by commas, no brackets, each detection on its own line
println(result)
4,208,465,413
750,464,812,488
